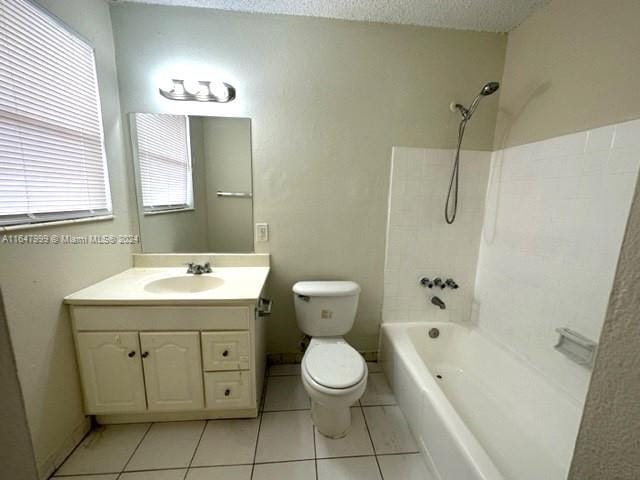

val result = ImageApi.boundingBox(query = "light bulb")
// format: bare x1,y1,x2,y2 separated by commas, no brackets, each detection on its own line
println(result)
183,79,201,95
209,81,230,100
172,79,185,95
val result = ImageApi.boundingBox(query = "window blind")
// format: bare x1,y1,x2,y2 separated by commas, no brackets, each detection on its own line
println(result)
134,113,193,211
0,0,111,227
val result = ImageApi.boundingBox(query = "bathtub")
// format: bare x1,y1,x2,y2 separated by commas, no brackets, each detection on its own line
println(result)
379,322,582,480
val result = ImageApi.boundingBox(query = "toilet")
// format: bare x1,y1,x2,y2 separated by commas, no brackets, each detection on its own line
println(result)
292,281,367,438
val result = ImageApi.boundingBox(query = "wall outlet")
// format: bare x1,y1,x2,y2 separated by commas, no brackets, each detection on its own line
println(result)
255,223,269,242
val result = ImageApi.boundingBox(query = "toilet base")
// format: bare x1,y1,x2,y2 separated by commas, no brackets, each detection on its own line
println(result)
311,400,352,439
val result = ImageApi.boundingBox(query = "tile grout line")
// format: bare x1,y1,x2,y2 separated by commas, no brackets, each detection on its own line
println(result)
118,422,154,479
50,422,97,478
182,420,208,480
312,424,319,480
51,452,415,477
250,370,270,480
360,405,385,480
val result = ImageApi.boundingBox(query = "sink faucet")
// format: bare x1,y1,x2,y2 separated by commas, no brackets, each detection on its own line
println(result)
186,262,212,275
431,296,446,310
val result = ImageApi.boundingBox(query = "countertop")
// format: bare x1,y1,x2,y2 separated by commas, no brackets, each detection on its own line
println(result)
64,267,270,305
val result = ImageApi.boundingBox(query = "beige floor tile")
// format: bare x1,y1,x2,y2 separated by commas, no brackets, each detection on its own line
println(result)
252,460,316,479
255,411,314,463
119,469,186,480
185,465,252,480
362,406,418,454
52,476,118,480
125,421,205,471
378,453,436,480
360,373,396,406
317,456,381,480
263,376,310,411
314,407,373,458
191,418,259,467
56,424,150,475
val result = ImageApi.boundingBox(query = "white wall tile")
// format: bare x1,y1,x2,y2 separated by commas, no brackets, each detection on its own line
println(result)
475,119,640,403
383,147,491,324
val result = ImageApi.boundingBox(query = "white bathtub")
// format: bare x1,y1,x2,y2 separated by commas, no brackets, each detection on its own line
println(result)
379,322,582,480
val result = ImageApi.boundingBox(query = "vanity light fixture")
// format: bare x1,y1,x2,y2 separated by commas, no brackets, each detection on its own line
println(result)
159,79,236,103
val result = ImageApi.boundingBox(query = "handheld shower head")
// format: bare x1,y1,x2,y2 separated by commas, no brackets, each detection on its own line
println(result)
480,81,500,96
464,81,500,119
445,80,501,224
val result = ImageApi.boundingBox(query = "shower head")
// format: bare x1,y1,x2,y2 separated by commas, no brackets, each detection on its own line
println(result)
480,81,500,96
454,81,500,120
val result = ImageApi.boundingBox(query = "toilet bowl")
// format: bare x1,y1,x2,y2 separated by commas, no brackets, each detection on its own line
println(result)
301,337,367,438
292,281,367,438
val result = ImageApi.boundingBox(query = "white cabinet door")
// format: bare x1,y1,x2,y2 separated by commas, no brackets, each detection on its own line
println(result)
140,332,204,411
76,332,146,414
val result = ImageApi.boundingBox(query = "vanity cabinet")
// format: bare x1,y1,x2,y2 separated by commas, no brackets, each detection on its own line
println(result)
69,304,266,423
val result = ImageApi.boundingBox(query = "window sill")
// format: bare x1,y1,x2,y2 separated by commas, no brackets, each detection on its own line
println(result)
0,215,114,233
143,207,195,216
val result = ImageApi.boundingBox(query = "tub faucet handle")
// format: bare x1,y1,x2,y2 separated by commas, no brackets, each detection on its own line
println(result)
419,276,434,288
433,278,445,289
445,278,459,289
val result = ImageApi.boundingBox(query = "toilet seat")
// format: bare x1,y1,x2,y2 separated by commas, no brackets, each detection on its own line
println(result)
303,343,366,389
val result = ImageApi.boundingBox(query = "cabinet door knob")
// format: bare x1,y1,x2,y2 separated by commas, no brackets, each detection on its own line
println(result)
141,351,149,358
224,389,231,396
128,351,136,358
222,350,229,357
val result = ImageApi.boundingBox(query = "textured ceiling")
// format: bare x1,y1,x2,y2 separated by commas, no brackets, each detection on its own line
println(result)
119,0,548,33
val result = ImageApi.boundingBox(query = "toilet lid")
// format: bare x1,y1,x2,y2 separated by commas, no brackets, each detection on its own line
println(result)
304,343,366,389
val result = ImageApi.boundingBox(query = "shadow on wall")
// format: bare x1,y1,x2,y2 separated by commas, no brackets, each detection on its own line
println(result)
482,81,552,245
0,288,38,479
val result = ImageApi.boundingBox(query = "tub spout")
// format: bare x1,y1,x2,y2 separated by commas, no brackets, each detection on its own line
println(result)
431,296,446,309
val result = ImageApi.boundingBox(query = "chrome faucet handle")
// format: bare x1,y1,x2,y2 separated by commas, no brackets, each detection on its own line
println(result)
203,262,213,273
185,262,195,274
433,278,445,289
419,276,434,288
445,278,459,289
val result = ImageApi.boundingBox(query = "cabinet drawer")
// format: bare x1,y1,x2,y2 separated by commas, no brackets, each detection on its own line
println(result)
202,331,250,371
204,371,253,409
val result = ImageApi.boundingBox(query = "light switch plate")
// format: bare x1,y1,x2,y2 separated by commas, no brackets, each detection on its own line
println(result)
255,223,269,242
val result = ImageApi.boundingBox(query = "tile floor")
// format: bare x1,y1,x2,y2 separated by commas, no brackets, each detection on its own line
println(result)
52,363,435,480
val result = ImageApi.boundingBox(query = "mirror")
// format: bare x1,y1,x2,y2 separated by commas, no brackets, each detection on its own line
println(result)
129,114,253,253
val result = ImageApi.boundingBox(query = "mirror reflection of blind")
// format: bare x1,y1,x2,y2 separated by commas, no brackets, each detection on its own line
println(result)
0,0,111,227
134,113,193,211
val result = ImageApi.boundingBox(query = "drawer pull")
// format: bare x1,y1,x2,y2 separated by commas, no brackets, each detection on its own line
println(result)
128,351,136,358
222,350,229,357
141,351,149,358
224,389,231,396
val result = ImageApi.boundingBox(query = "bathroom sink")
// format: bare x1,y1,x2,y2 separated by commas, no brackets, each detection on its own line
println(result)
144,275,224,294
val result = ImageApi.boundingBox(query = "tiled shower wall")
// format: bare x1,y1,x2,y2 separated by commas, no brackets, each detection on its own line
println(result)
383,147,491,324
475,119,640,403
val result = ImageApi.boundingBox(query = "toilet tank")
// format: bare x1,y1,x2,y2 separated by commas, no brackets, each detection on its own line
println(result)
293,281,361,337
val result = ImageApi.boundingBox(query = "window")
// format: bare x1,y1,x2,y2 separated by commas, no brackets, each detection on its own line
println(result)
132,113,193,213
0,0,112,228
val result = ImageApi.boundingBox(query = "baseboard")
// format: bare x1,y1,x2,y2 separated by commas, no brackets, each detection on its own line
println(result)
96,408,258,424
267,350,378,365
37,416,90,480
